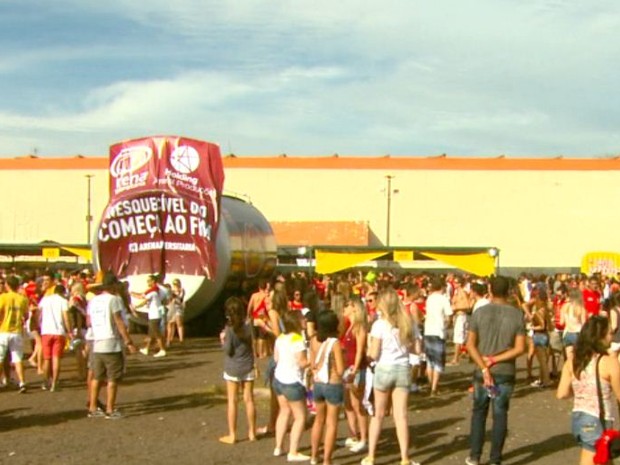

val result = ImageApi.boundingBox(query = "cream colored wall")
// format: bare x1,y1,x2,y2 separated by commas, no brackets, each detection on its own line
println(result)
0,165,613,268
224,168,615,269
0,169,109,244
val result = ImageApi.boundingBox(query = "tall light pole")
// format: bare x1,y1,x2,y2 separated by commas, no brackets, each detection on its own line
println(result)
386,175,395,247
85,174,94,244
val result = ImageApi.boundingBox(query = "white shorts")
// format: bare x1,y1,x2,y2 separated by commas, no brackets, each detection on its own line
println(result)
453,313,468,344
0,333,24,362
223,370,256,383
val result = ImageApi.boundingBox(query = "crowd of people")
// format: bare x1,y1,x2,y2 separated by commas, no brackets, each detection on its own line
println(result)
219,270,620,465
0,267,186,418
3,266,620,464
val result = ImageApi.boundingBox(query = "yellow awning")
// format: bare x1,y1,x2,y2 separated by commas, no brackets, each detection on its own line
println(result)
315,249,387,274
393,250,414,262
420,251,495,277
61,246,93,262
581,251,620,276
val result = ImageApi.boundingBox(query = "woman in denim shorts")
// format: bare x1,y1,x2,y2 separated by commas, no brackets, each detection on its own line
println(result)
310,310,345,465
528,291,552,388
362,289,420,465
273,310,310,462
560,289,585,362
341,297,369,453
557,315,620,465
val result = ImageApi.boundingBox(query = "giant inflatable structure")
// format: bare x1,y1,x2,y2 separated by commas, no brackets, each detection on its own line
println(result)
93,136,276,323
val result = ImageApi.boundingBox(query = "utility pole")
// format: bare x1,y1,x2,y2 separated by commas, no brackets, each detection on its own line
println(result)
86,174,94,244
386,175,394,247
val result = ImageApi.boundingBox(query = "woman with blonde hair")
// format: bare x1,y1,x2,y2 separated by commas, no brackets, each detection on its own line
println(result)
273,310,310,461
561,288,587,362
528,289,553,388
165,278,185,347
361,289,420,465
340,296,369,453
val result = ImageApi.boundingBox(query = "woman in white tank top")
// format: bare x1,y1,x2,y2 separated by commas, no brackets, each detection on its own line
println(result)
557,316,620,465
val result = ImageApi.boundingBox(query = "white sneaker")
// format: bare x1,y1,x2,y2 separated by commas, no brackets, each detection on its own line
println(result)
349,441,367,453
273,448,283,457
139,348,149,356
153,350,167,358
338,437,358,447
287,453,310,462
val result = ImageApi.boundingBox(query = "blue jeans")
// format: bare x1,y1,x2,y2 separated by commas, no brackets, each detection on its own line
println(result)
469,373,515,465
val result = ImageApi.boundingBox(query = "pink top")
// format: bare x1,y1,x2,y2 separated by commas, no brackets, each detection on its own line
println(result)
572,356,615,421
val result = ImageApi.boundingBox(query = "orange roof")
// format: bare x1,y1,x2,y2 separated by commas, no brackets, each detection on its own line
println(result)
1,154,620,171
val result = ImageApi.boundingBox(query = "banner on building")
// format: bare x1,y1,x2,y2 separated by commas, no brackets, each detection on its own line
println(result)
581,251,620,276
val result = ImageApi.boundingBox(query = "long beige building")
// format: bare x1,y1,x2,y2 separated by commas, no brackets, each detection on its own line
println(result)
0,154,617,272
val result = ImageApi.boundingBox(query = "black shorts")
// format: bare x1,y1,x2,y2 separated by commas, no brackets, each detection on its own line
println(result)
92,352,124,382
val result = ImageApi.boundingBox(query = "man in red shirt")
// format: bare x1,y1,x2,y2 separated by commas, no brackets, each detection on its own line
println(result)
582,276,601,318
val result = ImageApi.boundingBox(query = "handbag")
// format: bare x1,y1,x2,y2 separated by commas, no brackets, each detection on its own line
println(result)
593,355,620,464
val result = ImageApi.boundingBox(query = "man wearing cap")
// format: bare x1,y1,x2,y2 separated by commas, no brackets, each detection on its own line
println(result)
87,272,136,419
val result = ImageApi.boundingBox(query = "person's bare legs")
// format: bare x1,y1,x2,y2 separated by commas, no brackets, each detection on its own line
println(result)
391,387,410,463
323,402,339,464
526,338,535,380
13,361,25,386
450,343,462,365
535,346,551,385
220,380,239,444
141,336,152,354
29,332,43,374
343,386,359,440
274,395,291,453
42,358,51,388
287,400,306,456
311,401,326,462
243,380,256,441
106,381,118,413
350,384,368,444
426,366,441,394
367,388,390,461
176,315,185,343
89,378,101,412
579,448,595,465
166,321,176,347
50,355,61,390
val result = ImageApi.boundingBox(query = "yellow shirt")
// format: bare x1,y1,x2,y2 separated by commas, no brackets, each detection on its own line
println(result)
0,291,29,334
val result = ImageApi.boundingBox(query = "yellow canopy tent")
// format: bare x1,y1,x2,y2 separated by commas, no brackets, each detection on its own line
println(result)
419,251,496,277
312,246,498,276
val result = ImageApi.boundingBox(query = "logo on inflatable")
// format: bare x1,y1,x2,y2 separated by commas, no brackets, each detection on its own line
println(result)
110,146,153,178
170,145,200,174
110,146,152,194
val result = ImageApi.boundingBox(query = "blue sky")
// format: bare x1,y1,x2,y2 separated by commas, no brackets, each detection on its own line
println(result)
1,0,619,158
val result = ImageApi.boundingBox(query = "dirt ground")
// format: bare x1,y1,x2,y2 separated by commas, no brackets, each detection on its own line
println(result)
1,337,577,465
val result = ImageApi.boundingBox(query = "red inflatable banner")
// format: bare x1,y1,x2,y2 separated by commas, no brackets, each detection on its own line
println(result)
96,136,225,280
